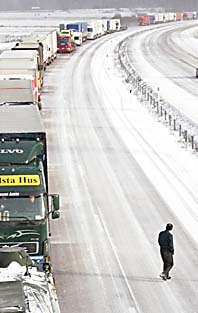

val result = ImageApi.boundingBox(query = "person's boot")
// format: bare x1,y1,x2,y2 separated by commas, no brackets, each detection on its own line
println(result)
159,272,167,280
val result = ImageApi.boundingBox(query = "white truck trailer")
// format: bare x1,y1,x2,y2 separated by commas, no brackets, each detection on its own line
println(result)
34,29,58,62
87,19,106,39
0,51,39,101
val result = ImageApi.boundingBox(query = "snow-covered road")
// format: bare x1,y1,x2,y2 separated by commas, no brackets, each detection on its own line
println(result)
126,21,198,124
2,13,198,312
40,22,198,312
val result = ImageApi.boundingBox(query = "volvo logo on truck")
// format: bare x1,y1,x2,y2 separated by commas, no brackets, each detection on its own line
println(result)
0,149,24,154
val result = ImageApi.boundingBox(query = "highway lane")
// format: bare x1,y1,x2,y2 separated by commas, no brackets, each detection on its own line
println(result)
126,21,198,124
41,26,198,312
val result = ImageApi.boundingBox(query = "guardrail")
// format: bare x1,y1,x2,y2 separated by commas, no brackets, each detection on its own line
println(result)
117,34,198,152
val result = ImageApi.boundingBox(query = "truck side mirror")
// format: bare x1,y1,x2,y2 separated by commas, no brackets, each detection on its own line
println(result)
51,194,60,219
52,194,59,210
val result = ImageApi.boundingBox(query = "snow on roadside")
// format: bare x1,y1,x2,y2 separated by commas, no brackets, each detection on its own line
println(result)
126,23,198,125
92,32,198,244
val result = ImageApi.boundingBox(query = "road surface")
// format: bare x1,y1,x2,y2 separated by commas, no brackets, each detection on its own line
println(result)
40,23,198,313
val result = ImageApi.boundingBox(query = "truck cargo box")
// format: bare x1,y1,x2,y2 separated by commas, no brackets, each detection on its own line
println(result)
0,57,38,102
12,41,44,89
0,105,45,135
66,22,88,42
0,58,37,70
0,79,35,105
0,49,38,60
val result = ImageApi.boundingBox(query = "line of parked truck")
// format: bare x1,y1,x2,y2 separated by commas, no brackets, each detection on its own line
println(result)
0,17,123,265
137,11,197,26
0,17,123,312
57,18,124,53
0,28,58,110
0,22,62,310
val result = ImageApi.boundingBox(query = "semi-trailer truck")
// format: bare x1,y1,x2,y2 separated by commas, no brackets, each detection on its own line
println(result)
0,50,39,102
87,20,98,39
12,41,45,89
66,22,88,44
0,67,38,102
87,20,103,39
0,106,60,267
34,29,58,62
57,32,76,53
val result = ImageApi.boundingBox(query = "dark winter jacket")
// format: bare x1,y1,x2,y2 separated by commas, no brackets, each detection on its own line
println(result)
158,230,174,254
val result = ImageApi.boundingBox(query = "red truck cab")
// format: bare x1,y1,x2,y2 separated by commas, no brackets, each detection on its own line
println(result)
57,33,76,53
137,15,150,26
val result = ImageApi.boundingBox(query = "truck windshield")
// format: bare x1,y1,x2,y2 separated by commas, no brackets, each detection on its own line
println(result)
0,195,45,221
58,38,69,45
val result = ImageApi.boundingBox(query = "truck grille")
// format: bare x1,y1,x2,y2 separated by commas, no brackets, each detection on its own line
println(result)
0,242,38,254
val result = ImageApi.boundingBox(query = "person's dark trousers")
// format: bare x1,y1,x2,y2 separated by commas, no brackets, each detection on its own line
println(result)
160,250,174,277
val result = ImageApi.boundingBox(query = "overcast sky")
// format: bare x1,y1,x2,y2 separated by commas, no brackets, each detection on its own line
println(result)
0,0,197,11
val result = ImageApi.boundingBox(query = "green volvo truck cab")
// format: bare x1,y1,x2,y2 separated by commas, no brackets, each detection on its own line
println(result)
0,106,60,267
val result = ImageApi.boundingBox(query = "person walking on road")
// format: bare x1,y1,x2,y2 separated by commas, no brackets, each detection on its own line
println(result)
158,223,174,281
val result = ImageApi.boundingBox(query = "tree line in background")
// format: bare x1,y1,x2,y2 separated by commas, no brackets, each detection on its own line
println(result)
0,0,197,11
